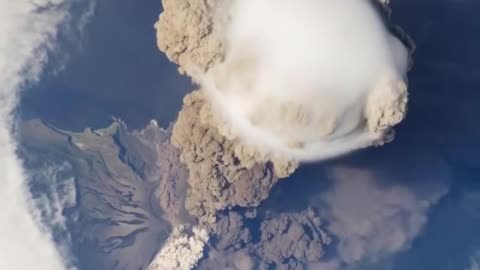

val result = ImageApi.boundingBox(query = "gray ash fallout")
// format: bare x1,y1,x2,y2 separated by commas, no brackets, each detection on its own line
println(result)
18,0,419,269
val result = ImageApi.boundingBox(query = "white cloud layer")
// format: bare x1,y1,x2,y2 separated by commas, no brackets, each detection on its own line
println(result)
200,0,409,161
0,0,79,269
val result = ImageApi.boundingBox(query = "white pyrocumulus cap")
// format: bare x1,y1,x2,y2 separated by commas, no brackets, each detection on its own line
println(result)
200,0,409,161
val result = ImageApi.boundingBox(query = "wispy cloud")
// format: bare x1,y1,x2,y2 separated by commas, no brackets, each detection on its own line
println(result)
29,162,78,266
465,251,480,270
0,0,90,269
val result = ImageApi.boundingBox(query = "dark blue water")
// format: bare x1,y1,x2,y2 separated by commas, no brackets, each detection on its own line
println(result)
19,0,192,132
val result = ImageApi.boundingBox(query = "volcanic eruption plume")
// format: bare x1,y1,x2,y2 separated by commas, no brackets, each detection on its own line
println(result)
154,0,411,220
150,0,414,268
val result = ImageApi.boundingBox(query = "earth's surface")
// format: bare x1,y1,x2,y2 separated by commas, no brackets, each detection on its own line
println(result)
13,0,480,269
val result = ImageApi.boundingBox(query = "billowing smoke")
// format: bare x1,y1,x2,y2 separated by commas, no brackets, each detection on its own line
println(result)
0,0,90,269
148,225,209,270
200,0,409,161
155,0,410,222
